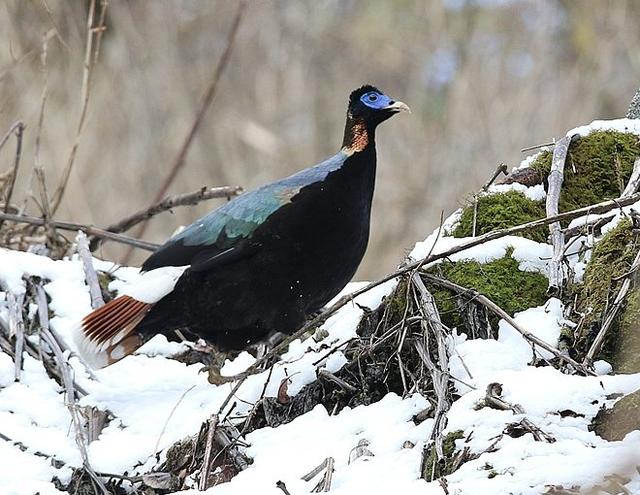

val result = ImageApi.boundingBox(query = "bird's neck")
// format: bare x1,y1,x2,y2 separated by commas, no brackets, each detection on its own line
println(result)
341,115,375,156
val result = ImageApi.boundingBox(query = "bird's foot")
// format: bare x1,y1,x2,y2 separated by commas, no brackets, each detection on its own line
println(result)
199,364,238,385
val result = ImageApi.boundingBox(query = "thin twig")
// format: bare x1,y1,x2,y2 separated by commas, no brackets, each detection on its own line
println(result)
198,414,219,491
31,33,59,247
90,185,242,250
0,122,25,229
521,141,555,153
153,385,196,454
0,211,159,251
124,0,247,263
51,0,108,214
546,135,571,295
316,368,357,394
76,232,104,309
481,163,509,191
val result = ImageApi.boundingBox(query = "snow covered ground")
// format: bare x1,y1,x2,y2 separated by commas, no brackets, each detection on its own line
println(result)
1,122,640,494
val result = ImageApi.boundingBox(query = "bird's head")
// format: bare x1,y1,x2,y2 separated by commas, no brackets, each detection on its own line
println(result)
343,85,410,154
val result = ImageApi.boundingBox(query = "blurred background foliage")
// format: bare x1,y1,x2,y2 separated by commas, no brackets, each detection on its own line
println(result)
1,0,639,278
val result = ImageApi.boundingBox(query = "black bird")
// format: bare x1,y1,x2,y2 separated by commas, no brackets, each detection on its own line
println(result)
74,85,409,368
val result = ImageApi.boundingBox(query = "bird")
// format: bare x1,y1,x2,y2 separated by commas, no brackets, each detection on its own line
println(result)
74,85,410,368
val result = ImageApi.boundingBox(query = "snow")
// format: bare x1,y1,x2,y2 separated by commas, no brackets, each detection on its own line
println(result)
567,117,640,138
1,243,638,495
409,233,552,275
3,116,640,494
486,182,546,201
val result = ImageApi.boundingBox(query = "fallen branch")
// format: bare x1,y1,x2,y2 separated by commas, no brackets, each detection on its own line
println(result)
90,185,243,250
546,135,572,295
0,211,159,251
301,457,335,493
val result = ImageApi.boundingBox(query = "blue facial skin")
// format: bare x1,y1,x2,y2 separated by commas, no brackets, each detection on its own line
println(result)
360,91,393,110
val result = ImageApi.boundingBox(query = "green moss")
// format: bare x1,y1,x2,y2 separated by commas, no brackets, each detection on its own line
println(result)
452,191,548,243
592,389,640,441
611,288,640,373
421,430,464,480
530,130,640,212
427,252,548,336
575,220,639,364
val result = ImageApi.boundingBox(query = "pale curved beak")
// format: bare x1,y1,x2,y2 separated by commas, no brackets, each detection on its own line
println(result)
385,100,411,114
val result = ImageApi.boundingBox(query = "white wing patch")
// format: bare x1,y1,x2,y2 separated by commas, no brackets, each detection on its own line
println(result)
111,266,189,303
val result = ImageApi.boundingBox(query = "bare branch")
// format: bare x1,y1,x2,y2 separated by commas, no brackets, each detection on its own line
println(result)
0,122,25,229
124,0,248,263
90,185,243,250
51,0,108,214
0,211,159,251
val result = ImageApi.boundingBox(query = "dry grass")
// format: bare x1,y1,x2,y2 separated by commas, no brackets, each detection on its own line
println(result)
1,0,639,277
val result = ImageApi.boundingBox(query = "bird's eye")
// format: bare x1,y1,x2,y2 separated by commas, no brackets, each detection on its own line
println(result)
368,94,378,102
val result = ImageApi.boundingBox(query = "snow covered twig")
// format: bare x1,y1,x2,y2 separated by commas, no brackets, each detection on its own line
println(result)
76,231,104,309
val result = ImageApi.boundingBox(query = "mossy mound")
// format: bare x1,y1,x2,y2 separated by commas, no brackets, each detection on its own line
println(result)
427,252,548,336
575,220,640,365
530,130,640,212
452,191,548,243
592,389,640,441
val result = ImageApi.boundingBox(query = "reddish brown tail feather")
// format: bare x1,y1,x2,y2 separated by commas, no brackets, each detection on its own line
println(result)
73,295,153,368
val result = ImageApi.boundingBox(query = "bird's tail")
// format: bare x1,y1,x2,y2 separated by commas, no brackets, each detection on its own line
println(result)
72,295,154,369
